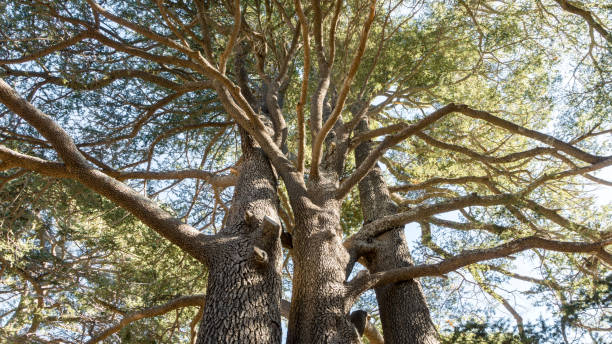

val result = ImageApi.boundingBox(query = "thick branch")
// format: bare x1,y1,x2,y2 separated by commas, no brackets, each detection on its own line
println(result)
111,169,237,187
348,192,516,242
310,0,377,178
554,0,612,43
0,78,211,263
349,236,612,297
0,146,70,178
456,106,607,164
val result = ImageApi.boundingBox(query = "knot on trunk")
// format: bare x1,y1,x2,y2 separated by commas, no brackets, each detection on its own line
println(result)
252,246,268,266
250,216,282,268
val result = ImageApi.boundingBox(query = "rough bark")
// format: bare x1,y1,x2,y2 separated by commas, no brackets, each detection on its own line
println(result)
196,132,283,343
355,120,440,344
286,178,361,344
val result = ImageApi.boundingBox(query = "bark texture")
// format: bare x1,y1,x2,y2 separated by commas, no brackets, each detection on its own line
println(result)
196,133,282,343
286,178,360,344
355,120,440,344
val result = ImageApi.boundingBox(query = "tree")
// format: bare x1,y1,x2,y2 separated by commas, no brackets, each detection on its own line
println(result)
0,0,611,343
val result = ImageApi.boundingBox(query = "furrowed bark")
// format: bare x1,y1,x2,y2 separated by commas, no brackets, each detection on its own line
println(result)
355,119,439,344
286,180,360,344
196,131,283,343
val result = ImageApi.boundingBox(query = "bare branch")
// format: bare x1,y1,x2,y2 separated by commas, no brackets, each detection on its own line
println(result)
86,0,193,54
294,0,310,173
112,169,237,187
347,192,516,242
1,67,213,92
389,176,492,193
0,31,91,65
219,0,241,74
0,145,236,188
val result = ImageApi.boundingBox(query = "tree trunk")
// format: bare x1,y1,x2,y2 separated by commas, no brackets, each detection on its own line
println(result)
196,134,283,344
355,120,440,344
286,179,361,344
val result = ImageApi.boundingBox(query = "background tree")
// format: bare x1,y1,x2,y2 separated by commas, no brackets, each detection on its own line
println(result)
0,0,610,343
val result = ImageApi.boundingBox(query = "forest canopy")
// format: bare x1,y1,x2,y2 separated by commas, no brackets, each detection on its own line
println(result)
0,0,611,343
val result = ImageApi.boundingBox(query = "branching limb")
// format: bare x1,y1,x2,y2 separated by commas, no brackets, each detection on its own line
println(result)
415,133,559,164
111,170,237,187
0,146,237,188
347,192,516,243
553,0,612,43
389,176,492,193
0,31,91,65
310,0,377,179
340,103,608,199
0,146,70,178
336,103,459,199
427,216,510,235
348,236,612,298
1,67,213,93
218,0,241,74
294,0,310,172
0,78,211,263
456,106,607,164
86,0,194,54
86,295,207,344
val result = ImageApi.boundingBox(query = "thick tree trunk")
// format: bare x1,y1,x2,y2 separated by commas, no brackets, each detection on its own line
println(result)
196,134,283,344
286,180,361,344
355,120,440,344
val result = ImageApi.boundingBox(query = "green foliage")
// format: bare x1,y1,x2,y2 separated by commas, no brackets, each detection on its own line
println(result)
0,174,206,342
441,318,565,344
1,0,611,342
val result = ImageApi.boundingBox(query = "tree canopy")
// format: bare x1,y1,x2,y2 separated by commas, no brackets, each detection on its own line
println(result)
0,0,611,343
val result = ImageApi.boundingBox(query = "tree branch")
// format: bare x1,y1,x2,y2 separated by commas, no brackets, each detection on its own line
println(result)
347,192,516,242
0,78,211,263
456,106,607,164
336,103,459,199
389,176,492,192
0,146,237,188
218,0,241,74
86,295,206,344
349,236,612,298
554,0,612,43
0,31,91,65
294,0,310,173
310,0,377,179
